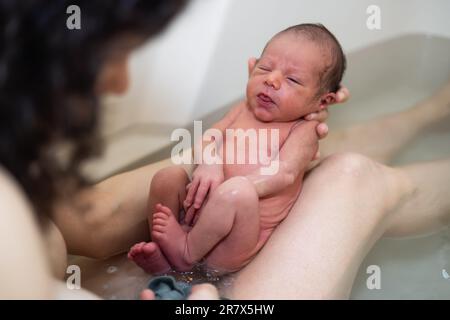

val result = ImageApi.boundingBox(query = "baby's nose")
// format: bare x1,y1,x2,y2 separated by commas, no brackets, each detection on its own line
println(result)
264,71,281,90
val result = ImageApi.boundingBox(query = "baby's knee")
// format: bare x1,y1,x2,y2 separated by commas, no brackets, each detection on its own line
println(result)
150,165,188,192
214,177,258,208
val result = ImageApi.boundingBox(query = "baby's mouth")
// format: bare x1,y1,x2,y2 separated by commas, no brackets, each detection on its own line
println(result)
257,93,275,105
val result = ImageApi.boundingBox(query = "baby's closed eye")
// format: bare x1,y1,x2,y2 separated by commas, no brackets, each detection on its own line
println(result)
287,77,301,85
258,66,271,72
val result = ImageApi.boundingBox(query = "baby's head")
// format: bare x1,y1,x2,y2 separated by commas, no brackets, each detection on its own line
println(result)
246,23,346,122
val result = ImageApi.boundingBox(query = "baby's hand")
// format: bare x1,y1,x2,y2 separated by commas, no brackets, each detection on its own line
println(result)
183,198,199,226
183,164,224,214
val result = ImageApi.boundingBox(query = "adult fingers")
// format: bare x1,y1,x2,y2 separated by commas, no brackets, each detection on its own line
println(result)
305,109,329,122
140,289,156,300
335,85,350,103
316,122,329,140
188,284,219,300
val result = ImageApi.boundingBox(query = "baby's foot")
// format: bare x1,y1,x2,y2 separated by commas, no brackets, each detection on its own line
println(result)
127,241,171,275
152,204,193,271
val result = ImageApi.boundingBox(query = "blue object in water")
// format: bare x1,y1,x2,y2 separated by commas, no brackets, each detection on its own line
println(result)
147,275,192,300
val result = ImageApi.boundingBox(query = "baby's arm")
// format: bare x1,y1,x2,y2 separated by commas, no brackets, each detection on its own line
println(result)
246,120,319,198
184,103,244,221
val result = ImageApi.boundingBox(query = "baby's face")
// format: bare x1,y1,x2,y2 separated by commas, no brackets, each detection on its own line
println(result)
246,33,328,122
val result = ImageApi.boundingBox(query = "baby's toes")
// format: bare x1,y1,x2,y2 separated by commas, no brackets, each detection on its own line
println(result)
128,242,145,258
152,217,167,227
158,205,173,216
153,212,168,220
151,229,165,242
141,242,158,255
152,224,166,234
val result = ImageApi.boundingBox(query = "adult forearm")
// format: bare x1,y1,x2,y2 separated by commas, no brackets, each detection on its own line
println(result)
246,157,312,198
53,157,175,259
246,170,296,198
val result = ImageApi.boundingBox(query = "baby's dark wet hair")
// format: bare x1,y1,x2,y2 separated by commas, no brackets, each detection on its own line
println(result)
0,0,187,216
270,23,346,95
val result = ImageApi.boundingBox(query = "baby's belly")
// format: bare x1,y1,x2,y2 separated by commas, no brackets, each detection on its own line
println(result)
258,189,301,229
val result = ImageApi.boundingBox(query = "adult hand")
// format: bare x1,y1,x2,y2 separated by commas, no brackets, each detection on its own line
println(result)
305,85,350,160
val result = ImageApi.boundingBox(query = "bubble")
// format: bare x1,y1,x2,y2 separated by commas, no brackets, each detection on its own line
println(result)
107,266,118,274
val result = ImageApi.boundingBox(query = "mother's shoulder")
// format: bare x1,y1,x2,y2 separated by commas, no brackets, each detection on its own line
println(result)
0,166,32,214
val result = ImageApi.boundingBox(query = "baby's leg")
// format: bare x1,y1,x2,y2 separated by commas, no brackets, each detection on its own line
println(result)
128,166,189,274
147,165,190,229
152,176,260,272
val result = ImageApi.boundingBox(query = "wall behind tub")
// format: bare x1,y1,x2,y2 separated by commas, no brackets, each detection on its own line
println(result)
193,0,450,121
85,0,450,180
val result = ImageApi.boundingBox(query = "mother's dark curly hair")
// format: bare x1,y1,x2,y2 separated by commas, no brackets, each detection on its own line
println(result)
0,0,186,216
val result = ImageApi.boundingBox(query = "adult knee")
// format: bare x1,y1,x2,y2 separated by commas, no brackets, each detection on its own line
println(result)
322,152,378,179
319,152,411,213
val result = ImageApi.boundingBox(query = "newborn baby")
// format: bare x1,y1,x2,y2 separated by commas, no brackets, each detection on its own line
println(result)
128,23,346,274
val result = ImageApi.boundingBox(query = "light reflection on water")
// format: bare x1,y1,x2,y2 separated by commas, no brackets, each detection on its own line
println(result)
74,254,236,300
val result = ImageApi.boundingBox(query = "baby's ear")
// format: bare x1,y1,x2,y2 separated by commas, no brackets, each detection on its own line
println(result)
247,57,257,77
319,92,337,110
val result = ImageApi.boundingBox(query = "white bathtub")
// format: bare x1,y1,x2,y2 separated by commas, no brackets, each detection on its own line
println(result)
336,33,450,299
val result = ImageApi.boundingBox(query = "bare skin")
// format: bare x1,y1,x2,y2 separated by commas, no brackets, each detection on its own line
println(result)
96,79,450,299
129,33,334,273
226,81,450,299
3,25,449,298
2,79,448,299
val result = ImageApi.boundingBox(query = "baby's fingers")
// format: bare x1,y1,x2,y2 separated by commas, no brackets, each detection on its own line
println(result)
184,179,199,209
194,180,210,209
184,205,196,225
210,181,220,194
184,206,194,226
